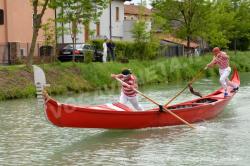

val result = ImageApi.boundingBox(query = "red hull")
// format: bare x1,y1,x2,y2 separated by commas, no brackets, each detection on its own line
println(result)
45,69,240,129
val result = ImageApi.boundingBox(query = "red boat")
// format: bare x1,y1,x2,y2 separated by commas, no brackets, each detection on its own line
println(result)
37,67,240,129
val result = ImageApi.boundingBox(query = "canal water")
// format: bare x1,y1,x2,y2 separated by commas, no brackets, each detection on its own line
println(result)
0,73,250,166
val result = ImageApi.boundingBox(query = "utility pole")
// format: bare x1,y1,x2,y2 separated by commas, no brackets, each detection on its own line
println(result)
109,0,112,39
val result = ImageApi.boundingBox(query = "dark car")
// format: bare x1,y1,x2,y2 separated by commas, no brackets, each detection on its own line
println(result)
58,44,84,62
58,44,103,62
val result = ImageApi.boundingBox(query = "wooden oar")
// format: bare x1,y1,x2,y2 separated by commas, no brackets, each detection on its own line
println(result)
165,68,205,106
115,77,195,129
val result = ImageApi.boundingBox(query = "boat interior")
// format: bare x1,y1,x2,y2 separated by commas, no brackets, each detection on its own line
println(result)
165,87,235,111
166,98,218,110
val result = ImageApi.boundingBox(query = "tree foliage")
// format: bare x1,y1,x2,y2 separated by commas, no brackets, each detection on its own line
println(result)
131,1,159,60
131,21,150,43
152,0,250,50
205,0,250,49
203,0,235,48
152,0,212,50
229,0,250,50
49,0,108,61
49,0,108,42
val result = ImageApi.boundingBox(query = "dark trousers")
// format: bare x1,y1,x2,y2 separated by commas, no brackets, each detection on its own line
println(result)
108,50,115,61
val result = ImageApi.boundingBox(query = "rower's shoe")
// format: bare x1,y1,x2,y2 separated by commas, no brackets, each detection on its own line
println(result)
224,92,228,98
231,87,239,92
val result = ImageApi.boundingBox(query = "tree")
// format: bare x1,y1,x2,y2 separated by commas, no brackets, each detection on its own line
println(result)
131,21,150,43
204,0,250,50
202,0,235,48
131,1,157,60
131,0,150,42
152,0,212,54
28,0,50,67
41,18,56,62
50,0,108,61
229,0,250,51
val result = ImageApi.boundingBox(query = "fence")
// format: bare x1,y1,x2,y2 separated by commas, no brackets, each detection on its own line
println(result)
0,42,205,65
159,45,185,57
0,42,56,65
0,43,10,65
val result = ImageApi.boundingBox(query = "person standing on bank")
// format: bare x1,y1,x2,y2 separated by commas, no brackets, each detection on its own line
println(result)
111,69,144,111
102,39,108,62
205,47,239,97
107,39,116,61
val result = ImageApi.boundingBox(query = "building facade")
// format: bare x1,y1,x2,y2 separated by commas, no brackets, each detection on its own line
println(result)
58,0,128,44
0,0,54,64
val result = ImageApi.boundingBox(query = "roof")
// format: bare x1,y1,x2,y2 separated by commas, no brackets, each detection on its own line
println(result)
124,4,152,16
159,34,199,48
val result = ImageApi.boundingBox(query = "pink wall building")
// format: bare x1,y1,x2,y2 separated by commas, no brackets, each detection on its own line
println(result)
0,0,55,64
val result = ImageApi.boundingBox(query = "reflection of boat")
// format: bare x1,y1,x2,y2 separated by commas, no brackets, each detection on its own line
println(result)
33,66,240,129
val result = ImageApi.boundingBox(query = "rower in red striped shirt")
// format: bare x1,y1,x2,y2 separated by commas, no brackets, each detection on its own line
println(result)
205,47,239,97
111,69,144,111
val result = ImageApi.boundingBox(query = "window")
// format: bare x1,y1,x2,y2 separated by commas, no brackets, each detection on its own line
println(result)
20,48,26,57
96,22,100,36
116,7,119,21
0,9,4,25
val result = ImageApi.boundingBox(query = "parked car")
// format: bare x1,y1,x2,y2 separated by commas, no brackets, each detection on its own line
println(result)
58,44,103,62
58,44,84,62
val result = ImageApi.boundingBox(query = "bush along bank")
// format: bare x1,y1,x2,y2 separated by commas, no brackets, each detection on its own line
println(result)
0,51,249,101
91,39,160,61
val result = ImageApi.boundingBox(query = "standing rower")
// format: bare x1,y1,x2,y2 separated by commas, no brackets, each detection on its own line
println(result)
205,47,239,97
111,69,144,111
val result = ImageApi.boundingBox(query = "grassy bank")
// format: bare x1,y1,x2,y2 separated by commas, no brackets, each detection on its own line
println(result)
0,51,249,101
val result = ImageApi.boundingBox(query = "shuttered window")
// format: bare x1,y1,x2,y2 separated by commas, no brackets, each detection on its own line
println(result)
116,7,119,21
96,22,100,36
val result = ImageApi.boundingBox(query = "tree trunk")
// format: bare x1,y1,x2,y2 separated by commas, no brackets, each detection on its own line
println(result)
27,28,39,67
186,35,191,57
27,0,49,67
71,20,77,62
234,38,237,55
72,36,76,62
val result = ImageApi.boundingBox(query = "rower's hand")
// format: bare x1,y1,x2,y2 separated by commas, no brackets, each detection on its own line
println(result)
111,74,116,78
121,82,130,88
204,66,208,70
121,83,133,89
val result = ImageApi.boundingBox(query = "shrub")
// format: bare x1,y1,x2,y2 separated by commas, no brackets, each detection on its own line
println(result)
116,50,129,63
91,39,160,60
84,51,93,63
91,39,103,50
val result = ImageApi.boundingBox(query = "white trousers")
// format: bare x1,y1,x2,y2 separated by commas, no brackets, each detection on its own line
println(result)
103,51,107,63
219,67,236,91
119,92,144,111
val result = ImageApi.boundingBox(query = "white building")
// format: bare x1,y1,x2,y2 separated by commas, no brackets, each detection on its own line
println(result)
57,0,129,43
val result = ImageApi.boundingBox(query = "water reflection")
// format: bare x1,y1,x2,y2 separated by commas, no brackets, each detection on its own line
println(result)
0,73,250,165
47,126,192,165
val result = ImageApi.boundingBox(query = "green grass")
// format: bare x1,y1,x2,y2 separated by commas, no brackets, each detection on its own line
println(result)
0,51,249,101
